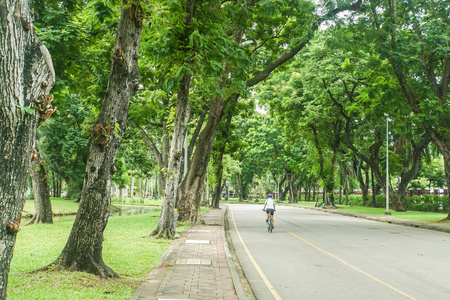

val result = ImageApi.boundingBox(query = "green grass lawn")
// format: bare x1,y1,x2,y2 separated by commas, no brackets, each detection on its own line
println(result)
22,198,80,216
9,211,174,300
9,198,204,300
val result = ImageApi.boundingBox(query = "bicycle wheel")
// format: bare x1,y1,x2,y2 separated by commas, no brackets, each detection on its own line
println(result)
268,219,273,233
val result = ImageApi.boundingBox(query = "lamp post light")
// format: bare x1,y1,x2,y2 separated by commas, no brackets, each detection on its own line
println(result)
385,115,391,215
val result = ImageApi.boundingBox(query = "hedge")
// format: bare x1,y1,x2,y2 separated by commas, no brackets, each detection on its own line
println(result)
342,194,449,212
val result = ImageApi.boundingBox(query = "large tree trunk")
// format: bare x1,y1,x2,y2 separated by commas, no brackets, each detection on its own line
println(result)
371,169,376,207
237,173,244,202
287,172,297,203
207,103,237,209
310,123,337,209
130,170,135,197
177,96,227,222
0,1,55,297
209,140,226,209
343,117,430,211
40,1,143,278
211,159,224,208
151,72,192,238
28,147,53,225
177,92,236,222
354,160,369,207
428,134,450,220
278,174,288,201
211,180,223,208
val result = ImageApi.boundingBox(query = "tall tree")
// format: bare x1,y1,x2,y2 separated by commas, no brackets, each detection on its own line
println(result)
365,0,450,217
39,0,143,277
38,96,91,199
177,0,364,222
0,0,55,297
31,0,111,200
149,0,198,238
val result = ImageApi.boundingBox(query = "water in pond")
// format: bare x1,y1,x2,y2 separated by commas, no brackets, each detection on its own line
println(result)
109,205,158,217
49,205,158,223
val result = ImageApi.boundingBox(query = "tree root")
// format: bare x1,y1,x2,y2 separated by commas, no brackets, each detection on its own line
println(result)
322,204,337,209
150,227,174,239
24,214,37,226
29,256,120,279
438,216,450,223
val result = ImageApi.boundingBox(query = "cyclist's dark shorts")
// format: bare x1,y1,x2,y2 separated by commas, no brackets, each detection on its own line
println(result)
266,209,275,216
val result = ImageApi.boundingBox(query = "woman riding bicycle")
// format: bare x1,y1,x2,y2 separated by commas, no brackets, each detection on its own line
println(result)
263,193,276,228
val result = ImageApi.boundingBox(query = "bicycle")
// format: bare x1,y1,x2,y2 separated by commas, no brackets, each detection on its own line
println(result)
263,209,274,233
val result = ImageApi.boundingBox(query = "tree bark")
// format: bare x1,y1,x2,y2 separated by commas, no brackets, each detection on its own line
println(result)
206,102,237,209
371,169,376,207
0,0,55,297
40,1,143,278
430,134,450,220
354,160,369,206
279,174,288,201
130,170,135,197
211,180,223,208
177,95,229,222
151,71,192,238
211,157,224,208
237,173,244,202
28,147,53,225
287,172,297,203
149,0,198,238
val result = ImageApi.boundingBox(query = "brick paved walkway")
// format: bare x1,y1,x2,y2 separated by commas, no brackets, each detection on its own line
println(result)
131,208,239,300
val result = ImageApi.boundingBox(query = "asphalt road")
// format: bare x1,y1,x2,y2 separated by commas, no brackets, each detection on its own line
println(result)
226,204,450,300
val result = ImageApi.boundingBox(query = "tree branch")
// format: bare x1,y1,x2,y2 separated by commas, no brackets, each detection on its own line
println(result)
129,121,164,167
246,0,363,87
440,58,450,104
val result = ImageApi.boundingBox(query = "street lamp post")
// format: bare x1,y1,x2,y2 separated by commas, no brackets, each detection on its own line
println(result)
385,116,391,215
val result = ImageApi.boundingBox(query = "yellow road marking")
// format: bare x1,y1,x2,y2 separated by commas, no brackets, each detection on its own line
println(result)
231,210,282,300
277,223,417,300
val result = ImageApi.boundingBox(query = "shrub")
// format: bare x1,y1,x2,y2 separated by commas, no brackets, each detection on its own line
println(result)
405,195,448,212
344,194,449,212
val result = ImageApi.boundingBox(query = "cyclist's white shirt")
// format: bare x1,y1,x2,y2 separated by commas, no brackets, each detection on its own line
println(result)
264,198,275,210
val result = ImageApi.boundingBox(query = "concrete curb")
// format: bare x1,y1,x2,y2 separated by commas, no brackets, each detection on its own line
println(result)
222,205,256,300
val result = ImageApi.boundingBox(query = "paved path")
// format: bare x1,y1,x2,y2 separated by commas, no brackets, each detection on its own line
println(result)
228,204,450,300
131,203,450,300
131,208,242,300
